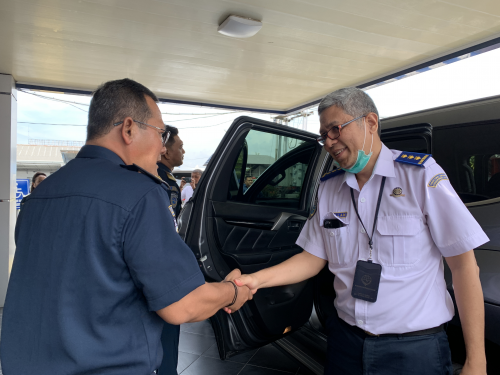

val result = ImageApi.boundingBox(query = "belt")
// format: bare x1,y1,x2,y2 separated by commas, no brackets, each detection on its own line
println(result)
342,319,445,338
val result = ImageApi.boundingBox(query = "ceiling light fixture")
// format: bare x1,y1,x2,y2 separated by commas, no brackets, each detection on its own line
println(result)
217,15,262,38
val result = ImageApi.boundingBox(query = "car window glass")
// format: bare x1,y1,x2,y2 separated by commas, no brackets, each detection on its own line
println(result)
383,138,428,154
228,129,315,209
464,154,500,201
432,123,500,204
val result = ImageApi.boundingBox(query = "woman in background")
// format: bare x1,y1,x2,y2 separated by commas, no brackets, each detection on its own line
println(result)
19,172,47,210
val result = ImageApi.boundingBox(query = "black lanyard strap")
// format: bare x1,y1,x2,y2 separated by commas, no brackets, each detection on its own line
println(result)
350,177,386,260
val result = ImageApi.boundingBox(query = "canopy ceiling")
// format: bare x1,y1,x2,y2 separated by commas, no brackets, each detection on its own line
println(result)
1,0,500,112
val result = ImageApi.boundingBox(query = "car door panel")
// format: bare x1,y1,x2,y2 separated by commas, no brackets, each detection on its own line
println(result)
183,117,327,359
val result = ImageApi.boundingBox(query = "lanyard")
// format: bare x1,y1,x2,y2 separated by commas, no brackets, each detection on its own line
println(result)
350,176,386,261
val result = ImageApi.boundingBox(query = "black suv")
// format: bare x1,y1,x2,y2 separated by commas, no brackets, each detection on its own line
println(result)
178,95,500,374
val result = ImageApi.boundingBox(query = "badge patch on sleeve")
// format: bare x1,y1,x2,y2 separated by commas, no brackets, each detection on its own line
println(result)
309,200,317,220
428,173,448,188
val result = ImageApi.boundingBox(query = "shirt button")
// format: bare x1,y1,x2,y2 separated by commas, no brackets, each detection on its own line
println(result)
329,231,334,237
357,319,364,325
360,198,366,203
360,228,365,234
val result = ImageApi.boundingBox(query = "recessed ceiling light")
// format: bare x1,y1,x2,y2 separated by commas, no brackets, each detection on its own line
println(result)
217,15,263,38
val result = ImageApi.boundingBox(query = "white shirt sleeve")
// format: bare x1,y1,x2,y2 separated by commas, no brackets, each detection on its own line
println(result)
296,184,328,260
181,186,193,205
423,161,489,257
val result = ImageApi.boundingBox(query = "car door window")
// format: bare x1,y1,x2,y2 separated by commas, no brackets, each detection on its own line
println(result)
228,129,316,209
432,122,500,204
465,154,500,200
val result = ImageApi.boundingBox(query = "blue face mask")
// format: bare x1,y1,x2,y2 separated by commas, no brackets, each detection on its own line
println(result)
336,118,373,174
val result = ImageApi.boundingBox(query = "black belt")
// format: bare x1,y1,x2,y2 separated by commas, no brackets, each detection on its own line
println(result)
341,319,445,338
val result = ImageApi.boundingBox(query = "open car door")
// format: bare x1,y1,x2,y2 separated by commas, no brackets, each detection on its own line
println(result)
178,116,329,359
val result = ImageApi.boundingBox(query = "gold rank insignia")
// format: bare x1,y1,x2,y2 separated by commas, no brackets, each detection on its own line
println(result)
428,173,448,188
395,152,430,167
390,187,405,198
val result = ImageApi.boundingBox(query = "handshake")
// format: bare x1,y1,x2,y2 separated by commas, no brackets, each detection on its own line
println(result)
221,268,260,314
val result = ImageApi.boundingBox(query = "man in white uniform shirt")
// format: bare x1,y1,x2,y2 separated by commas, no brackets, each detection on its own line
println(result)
227,88,488,375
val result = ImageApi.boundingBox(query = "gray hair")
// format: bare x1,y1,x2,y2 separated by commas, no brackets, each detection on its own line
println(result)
318,87,381,136
192,169,203,176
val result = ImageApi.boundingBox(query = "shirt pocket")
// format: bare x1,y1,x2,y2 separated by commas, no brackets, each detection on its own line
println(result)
322,212,355,267
376,216,423,266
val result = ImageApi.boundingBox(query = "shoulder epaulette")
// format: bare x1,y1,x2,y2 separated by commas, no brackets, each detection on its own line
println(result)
395,152,431,167
320,168,345,182
121,164,171,188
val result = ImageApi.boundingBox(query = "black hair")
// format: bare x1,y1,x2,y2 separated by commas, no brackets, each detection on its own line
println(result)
165,125,179,148
31,172,46,191
87,78,158,141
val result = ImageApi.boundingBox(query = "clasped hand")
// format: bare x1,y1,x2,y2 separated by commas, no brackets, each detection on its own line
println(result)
223,269,259,314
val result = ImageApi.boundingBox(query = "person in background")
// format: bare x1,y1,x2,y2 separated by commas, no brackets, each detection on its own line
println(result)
0,78,253,375
181,169,202,205
157,125,184,218
242,175,254,193
19,172,47,210
30,172,47,191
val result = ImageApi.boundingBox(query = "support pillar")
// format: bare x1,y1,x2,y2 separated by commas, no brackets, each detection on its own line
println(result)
0,74,17,307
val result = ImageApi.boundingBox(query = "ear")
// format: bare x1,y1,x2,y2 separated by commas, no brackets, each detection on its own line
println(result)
120,117,136,145
366,112,379,135
163,146,171,160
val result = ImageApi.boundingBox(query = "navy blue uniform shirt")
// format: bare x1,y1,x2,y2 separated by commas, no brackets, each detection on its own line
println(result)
157,163,181,218
0,145,205,375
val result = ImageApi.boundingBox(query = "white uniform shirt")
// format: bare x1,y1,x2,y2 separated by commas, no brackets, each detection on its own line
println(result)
181,185,193,205
297,144,489,334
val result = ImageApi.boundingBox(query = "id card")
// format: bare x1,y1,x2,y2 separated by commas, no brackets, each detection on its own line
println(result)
351,260,382,303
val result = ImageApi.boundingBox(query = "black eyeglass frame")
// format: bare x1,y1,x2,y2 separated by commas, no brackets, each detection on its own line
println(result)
316,114,366,145
113,119,171,146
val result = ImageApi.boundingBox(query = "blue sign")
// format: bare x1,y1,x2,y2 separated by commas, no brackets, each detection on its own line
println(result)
16,179,30,209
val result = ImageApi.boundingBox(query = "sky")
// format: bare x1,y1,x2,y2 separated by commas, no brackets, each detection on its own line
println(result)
17,46,500,170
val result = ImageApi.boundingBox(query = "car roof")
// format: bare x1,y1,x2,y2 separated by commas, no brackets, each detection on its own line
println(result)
381,94,500,130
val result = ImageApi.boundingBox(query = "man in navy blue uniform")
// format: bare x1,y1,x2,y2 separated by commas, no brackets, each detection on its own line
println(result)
0,79,252,375
156,125,186,374
157,125,184,218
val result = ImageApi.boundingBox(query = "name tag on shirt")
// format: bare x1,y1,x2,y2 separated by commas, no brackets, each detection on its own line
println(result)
351,260,382,303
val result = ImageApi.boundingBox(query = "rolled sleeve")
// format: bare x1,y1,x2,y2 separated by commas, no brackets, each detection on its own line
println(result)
123,186,205,311
423,163,489,257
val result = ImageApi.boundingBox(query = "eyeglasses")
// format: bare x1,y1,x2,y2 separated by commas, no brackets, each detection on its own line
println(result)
316,115,365,146
114,120,171,146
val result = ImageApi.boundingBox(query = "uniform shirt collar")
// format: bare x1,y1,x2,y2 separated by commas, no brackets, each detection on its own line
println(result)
157,162,172,174
338,143,395,192
76,145,125,165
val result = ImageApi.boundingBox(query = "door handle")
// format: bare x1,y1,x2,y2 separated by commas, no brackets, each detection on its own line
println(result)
287,220,303,232
271,213,306,231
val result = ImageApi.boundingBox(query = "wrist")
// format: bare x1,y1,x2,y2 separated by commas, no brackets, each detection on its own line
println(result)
253,272,263,289
465,355,486,366
223,280,238,307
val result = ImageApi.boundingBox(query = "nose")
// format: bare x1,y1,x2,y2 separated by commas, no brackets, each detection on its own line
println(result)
325,136,338,149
